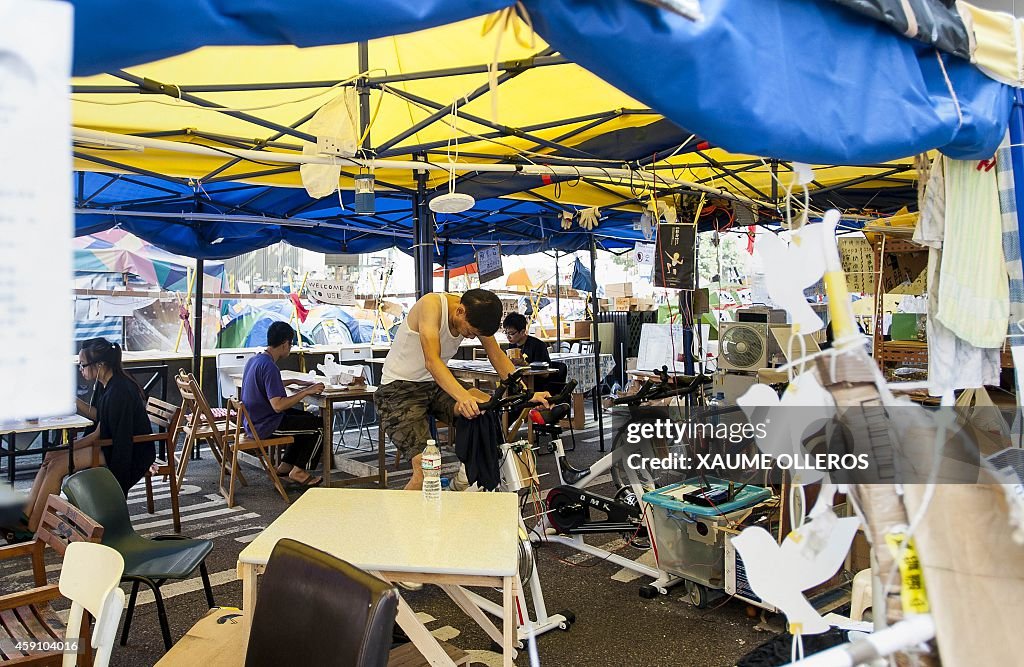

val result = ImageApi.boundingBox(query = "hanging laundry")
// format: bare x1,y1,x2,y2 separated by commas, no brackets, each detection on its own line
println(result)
914,157,999,395
995,133,1024,346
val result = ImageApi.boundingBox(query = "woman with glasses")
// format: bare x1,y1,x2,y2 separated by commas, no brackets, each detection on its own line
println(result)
19,337,152,533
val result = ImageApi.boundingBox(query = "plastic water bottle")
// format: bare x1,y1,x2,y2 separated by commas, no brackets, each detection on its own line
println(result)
421,439,442,502
709,392,725,428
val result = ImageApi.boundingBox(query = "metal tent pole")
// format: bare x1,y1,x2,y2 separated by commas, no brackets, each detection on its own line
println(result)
555,249,561,350
443,238,451,293
412,155,433,298
358,42,371,151
192,259,205,416
590,236,606,452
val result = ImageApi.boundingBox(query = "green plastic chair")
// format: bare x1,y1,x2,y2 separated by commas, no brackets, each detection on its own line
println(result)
62,467,215,651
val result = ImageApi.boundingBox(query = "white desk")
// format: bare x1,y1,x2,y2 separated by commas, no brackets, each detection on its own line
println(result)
237,488,519,666
1,415,94,484
0,415,92,435
229,370,385,488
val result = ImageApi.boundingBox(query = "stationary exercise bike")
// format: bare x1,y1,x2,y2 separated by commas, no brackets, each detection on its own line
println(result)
450,372,579,645
532,369,714,597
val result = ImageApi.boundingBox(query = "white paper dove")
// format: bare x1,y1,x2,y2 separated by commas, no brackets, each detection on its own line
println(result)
754,224,830,334
317,354,342,378
736,372,836,485
731,513,860,635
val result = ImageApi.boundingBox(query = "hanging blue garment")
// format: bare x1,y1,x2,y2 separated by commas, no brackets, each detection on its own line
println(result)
571,257,593,292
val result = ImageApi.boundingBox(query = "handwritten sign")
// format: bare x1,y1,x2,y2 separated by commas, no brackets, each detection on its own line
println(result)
307,279,356,306
476,245,504,284
634,242,656,266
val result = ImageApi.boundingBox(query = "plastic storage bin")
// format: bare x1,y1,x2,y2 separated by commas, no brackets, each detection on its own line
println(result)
643,478,771,589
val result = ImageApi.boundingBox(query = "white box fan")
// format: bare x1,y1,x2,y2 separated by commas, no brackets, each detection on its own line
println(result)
718,322,768,371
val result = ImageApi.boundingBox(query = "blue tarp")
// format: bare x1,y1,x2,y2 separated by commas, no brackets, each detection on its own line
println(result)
523,0,1011,163
74,172,647,265
69,0,1016,262
70,0,514,75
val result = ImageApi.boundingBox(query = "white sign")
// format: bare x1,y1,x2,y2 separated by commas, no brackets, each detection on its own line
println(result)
307,279,356,306
0,0,73,423
633,242,656,266
476,245,504,283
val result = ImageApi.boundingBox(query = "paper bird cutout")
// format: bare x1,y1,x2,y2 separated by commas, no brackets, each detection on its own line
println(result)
731,513,860,635
754,224,829,334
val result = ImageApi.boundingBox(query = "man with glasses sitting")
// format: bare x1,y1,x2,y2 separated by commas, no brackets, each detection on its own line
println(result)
502,312,551,368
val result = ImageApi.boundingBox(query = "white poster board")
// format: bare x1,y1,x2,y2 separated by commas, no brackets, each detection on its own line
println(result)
636,323,688,371
633,242,656,266
307,279,357,306
0,0,73,423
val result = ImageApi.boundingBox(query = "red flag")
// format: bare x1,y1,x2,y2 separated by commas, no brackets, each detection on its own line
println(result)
746,225,756,254
290,293,309,323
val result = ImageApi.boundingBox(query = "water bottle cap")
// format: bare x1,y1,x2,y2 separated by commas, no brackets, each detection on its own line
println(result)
427,439,436,446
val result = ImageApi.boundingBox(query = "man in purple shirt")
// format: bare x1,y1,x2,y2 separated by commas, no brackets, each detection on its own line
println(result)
241,321,325,486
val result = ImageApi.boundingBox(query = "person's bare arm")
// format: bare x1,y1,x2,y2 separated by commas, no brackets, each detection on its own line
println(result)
269,384,324,412
416,295,483,418
73,427,99,450
76,397,97,421
481,335,516,379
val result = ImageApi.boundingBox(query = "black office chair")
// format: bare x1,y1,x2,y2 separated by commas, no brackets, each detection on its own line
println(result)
245,539,399,667
62,467,215,651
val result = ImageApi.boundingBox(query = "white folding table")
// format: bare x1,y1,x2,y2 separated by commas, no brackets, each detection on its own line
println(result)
236,488,520,666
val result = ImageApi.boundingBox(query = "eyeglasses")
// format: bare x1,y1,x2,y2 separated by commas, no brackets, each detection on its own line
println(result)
78,362,94,370
503,329,522,338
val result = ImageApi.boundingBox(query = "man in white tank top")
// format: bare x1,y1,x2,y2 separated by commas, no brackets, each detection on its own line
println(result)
377,289,549,490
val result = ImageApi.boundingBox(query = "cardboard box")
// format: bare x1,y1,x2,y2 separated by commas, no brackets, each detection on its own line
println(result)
635,297,656,312
563,320,593,337
613,297,632,311
606,282,633,297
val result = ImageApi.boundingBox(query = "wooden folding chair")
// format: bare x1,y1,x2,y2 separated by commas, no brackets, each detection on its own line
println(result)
0,495,104,666
92,395,185,532
222,398,293,507
174,370,240,494
143,397,184,532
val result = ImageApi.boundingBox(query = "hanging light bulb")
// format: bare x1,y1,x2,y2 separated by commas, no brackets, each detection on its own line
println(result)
354,168,375,215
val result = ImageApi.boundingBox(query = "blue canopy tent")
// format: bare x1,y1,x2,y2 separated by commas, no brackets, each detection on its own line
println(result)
65,0,1024,401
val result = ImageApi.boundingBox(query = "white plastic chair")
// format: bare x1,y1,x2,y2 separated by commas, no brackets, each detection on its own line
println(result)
59,542,126,667
338,343,371,363
216,351,256,407
849,568,873,622
333,365,375,451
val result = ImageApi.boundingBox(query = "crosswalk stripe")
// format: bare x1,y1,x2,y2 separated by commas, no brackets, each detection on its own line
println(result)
610,549,658,583
132,507,255,532
194,524,266,541
234,531,264,544
128,494,249,521
130,568,238,608
126,485,201,505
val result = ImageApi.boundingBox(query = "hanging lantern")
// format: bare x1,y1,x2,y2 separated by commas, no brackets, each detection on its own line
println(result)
354,169,375,215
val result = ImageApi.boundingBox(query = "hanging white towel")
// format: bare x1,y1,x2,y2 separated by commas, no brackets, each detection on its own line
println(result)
914,157,1000,395
935,158,1009,348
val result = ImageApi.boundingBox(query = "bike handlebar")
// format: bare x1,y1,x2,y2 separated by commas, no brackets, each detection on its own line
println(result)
475,372,578,413
612,367,712,406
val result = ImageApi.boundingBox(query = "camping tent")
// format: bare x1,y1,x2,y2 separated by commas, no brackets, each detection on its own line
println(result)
73,229,225,344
